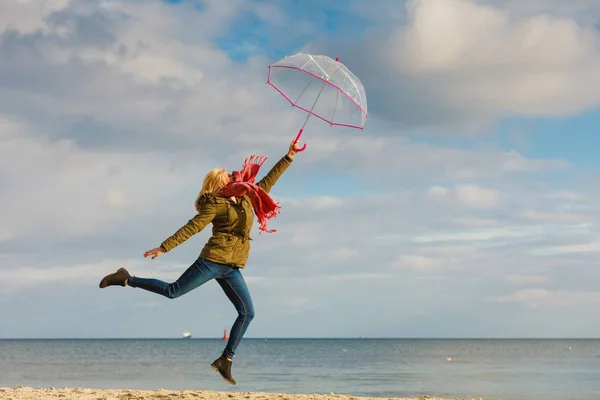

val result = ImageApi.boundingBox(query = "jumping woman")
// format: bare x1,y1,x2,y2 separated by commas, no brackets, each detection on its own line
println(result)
99,140,300,385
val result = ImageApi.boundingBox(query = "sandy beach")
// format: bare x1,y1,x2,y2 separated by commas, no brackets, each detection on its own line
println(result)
0,387,482,400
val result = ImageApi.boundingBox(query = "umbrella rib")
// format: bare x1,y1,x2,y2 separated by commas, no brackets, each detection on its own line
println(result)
300,78,328,131
293,75,318,105
331,79,342,123
309,54,329,79
300,61,339,130
329,65,365,116
344,71,365,115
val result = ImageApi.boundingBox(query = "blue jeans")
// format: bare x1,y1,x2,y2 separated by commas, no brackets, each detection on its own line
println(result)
128,257,255,359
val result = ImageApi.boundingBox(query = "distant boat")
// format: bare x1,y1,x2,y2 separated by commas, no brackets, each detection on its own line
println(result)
222,328,228,341
182,331,192,339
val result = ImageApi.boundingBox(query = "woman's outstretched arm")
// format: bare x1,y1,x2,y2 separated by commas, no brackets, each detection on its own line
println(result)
256,140,299,193
144,194,217,259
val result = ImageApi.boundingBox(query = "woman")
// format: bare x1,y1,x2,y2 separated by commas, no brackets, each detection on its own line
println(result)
99,140,300,385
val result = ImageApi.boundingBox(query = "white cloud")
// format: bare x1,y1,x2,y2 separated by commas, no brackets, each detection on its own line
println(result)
401,0,600,115
504,274,551,285
520,210,589,223
106,186,126,207
0,116,206,240
454,185,502,207
412,225,545,244
300,136,569,181
427,184,502,208
530,240,600,256
288,196,346,210
327,247,359,262
488,289,600,308
393,255,445,271
426,186,448,197
0,0,69,34
0,259,140,292
545,190,585,201
0,0,301,156
326,0,600,129
479,0,600,24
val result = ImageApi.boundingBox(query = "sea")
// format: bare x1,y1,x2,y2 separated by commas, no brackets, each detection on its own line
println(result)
0,339,599,400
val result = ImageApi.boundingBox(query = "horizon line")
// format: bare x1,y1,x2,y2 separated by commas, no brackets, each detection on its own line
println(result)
2,336,600,340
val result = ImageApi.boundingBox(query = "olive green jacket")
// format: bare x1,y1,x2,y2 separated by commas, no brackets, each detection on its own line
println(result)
159,154,293,268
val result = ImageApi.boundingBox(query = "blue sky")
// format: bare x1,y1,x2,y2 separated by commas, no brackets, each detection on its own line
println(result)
211,0,377,62
2,0,600,340
497,110,600,164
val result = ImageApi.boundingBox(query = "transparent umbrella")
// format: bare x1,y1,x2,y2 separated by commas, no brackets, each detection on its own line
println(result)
267,52,368,151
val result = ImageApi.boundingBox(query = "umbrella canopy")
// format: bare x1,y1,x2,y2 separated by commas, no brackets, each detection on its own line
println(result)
267,52,368,151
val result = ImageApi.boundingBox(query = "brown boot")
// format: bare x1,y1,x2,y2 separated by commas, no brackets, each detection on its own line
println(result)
210,354,236,385
99,267,131,288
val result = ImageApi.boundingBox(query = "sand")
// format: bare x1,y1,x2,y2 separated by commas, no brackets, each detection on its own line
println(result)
0,387,483,400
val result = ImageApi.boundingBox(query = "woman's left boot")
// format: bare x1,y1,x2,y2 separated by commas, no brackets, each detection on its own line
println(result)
99,267,131,288
211,354,236,385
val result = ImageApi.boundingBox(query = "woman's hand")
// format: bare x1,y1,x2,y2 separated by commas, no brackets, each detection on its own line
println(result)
144,247,164,259
287,139,301,159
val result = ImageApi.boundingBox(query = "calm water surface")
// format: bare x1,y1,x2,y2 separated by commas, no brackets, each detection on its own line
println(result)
1,339,599,400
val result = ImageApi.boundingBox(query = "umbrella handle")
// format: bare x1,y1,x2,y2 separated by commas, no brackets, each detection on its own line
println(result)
294,129,307,152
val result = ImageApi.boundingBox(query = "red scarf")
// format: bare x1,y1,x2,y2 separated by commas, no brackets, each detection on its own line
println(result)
218,155,281,233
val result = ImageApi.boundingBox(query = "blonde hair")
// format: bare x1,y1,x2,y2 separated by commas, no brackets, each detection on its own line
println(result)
195,168,229,212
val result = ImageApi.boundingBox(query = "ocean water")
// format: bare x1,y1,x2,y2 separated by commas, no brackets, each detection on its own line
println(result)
0,339,599,400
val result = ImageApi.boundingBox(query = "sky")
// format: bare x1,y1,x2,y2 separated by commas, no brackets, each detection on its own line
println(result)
1,0,600,339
